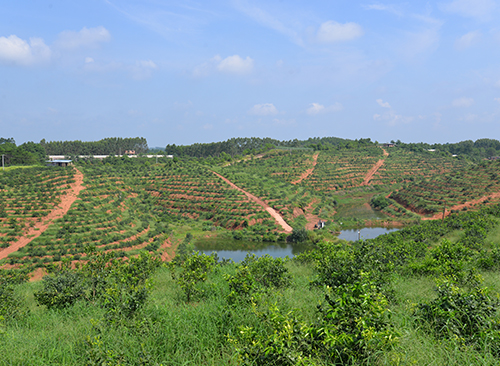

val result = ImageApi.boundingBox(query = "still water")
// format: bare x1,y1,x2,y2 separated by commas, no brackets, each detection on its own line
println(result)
337,227,399,241
194,227,399,262
194,238,311,262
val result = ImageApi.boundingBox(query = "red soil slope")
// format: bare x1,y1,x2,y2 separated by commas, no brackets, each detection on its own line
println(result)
361,148,389,186
0,168,85,261
212,171,293,233
292,153,319,185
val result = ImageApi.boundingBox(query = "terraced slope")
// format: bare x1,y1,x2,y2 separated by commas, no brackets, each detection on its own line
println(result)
0,167,76,250
300,147,383,191
390,160,500,215
2,162,286,270
370,149,470,186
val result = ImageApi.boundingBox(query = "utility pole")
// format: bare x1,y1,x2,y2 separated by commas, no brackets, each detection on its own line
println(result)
2,154,4,171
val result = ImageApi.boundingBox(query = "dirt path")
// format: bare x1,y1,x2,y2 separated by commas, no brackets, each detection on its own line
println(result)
291,153,319,185
361,148,388,186
212,171,293,233
0,168,85,261
223,153,265,167
422,192,500,220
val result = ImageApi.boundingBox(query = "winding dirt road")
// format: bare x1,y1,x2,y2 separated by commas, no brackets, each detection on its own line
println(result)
421,192,500,220
361,148,389,186
292,153,319,185
212,171,293,233
0,168,85,261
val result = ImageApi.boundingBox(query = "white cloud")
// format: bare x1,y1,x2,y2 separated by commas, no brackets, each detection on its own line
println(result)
376,99,391,108
317,21,364,43
130,60,158,80
373,110,413,125
440,0,496,21
217,55,254,74
232,1,303,45
0,35,50,66
494,98,500,103
455,30,481,50
203,124,213,130
307,103,325,115
452,97,474,107
374,99,413,125
85,57,94,63
307,102,343,115
273,118,296,125
362,3,403,16
55,26,111,49
194,54,254,77
460,113,478,122
83,59,157,80
401,27,440,60
249,103,278,116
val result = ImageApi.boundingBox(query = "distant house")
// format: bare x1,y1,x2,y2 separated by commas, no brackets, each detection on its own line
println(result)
314,220,326,229
427,149,436,152
488,156,500,160
124,150,136,155
46,159,73,167
381,143,395,148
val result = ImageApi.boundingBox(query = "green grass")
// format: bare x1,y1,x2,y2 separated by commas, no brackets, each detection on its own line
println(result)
0,165,39,172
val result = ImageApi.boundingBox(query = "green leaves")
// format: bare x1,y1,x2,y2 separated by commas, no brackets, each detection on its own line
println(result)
172,251,216,302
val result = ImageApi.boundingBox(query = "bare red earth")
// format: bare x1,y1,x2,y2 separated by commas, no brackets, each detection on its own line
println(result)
292,153,319,185
361,148,389,186
422,192,500,220
0,168,85,261
212,171,293,232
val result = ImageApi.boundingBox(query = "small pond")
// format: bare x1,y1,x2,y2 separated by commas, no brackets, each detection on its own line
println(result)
337,227,399,241
194,227,400,261
194,238,311,262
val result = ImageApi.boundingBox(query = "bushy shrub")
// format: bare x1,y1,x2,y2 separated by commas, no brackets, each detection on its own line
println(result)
172,251,216,302
35,271,85,309
414,275,499,348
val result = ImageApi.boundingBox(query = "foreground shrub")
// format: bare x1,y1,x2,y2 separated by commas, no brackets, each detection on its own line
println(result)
414,276,499,345
171,251,216,302
35,270,86,309
232,274,397,365
0,269,29,318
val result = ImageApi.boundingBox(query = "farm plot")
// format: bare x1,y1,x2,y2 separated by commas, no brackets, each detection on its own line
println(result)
141,162,280,232
370,149,470,186
224,150,318,184
0,167,75,249
3,162,287,269
218,152,321,225
300,147,383,191
5,165,170,269
390,160,500,215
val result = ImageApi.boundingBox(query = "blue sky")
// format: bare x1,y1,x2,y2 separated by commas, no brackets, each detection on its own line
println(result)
1,0,500,147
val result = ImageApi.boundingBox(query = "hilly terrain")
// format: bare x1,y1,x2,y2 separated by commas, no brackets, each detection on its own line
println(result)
2,137,500,364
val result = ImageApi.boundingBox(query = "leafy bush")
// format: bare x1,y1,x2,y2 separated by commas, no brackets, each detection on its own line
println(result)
35,271,85,309
414,276,499,344
172,251,216,302
289,227,308,243
370,195,390,210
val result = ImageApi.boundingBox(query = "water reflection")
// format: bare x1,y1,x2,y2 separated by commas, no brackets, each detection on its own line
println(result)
194,238,312,262
337,227,398,241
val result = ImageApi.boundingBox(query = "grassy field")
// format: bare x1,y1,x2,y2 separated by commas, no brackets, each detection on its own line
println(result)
3,205,500,364
2,150,500,364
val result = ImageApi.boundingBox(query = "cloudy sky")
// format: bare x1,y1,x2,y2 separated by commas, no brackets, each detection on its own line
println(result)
1,0,500,146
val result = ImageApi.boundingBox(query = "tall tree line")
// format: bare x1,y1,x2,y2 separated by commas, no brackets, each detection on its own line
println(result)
0,138,46,166
42,137,148,155
165,136,354,158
